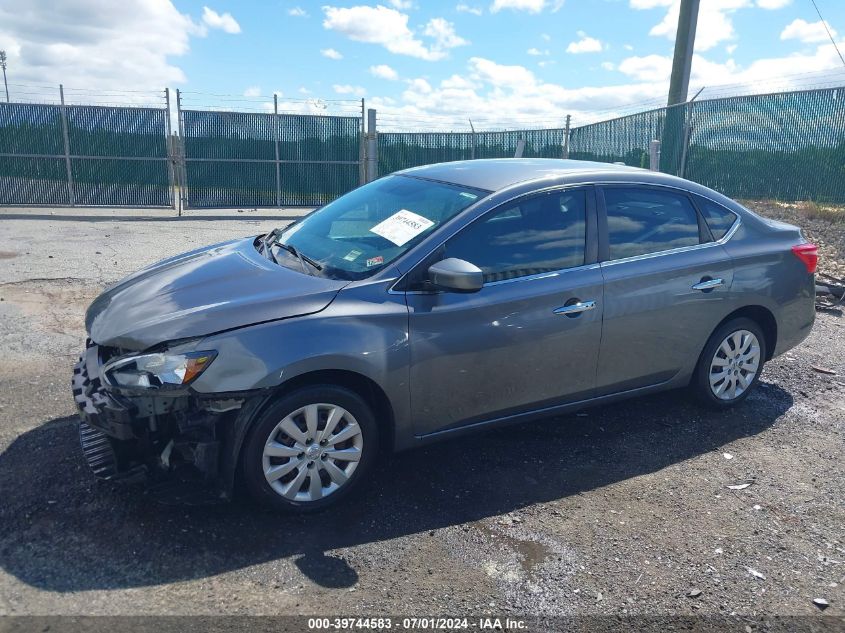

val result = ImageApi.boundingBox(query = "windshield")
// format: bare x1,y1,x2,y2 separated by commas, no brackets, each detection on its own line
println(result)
271,175,487,280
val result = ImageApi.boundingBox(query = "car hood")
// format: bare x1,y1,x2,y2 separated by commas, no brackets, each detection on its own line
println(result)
86,237,348,350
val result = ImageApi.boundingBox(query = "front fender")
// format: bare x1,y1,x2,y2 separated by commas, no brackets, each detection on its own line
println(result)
190,279,411,436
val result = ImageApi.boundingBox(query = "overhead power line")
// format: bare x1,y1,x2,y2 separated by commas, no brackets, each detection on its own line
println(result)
809,0,845,68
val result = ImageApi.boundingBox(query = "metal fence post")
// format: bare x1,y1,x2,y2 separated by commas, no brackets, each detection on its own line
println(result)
359,99,366,185
58,84,75,206
469,119,476,160
176,88,187,213
562,114,571,159
514,138,525,158
679,106,692,178
366,108,378,183
164,87,178,212
649,140,661,171
274,93,282,208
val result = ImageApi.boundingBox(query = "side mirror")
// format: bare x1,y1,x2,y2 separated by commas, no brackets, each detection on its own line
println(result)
428,258,484,292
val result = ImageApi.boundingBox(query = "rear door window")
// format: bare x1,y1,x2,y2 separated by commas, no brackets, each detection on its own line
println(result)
603,187,701,260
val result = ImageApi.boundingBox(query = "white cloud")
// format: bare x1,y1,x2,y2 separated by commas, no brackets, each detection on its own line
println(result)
490,0,564,13
243,86,261,97
406,78,433,94
388,0,414,8
369,34,845,132
333,84,366,95
424,17,469,49
298,86,312,94
201,6,241,34
456,3,483,15
469,57,537,89
370,64,399,80
566,31,603,53
288,7,308,17
632,0,753,52
601,61,615,70
321,47,343,59
757,0,790,8
527,47,548,56
323,5,467,61
617,54,672,81
0,0,226,94
781,18,836,44
541,33,551,41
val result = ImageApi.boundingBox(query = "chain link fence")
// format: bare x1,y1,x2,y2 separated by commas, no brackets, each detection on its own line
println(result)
569,87,845,202
378,128,567,175
0,101,171,207
1,84,843,208
179,109,361,209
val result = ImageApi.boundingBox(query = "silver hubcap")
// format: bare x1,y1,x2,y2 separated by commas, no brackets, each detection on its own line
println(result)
709,329,761,401
262,403,363,502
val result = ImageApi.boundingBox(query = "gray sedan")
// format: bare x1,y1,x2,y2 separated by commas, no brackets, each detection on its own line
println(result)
72,159,817,511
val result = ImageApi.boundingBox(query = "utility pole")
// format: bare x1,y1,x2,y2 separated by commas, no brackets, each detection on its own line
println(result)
666,0,700,106
0,51,9,102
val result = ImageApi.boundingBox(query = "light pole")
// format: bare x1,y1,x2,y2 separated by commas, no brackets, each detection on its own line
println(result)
0,51,8,102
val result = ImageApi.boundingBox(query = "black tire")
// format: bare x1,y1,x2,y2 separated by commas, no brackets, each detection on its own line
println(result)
241,385,379,513
691,317,767,409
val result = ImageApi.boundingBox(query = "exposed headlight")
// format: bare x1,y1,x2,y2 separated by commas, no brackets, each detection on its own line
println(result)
103,351,217,389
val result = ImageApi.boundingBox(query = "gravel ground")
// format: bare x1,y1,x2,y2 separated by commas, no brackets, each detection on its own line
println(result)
0,203,843,622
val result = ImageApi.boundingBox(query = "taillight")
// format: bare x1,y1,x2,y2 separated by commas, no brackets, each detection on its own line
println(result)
791,243,818,273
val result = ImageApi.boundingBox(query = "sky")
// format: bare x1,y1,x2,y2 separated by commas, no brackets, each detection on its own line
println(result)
1,0,844,130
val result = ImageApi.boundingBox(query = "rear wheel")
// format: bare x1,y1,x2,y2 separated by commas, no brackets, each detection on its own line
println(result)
242,386,378,512
692,318,766,408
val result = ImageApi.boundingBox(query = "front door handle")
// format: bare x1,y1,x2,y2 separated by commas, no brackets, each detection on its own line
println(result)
691,278,724,291
553,300,596,317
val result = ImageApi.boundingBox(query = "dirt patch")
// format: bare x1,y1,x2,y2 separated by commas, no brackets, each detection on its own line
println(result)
0,280,98,339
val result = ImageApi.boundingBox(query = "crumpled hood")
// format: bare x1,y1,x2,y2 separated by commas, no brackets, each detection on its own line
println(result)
86,237,347,350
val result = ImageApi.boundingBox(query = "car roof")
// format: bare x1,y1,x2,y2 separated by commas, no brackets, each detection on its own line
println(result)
397,158,681,192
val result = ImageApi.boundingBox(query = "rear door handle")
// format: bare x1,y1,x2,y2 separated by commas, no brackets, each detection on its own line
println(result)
553,300,596,316
691,278,724,291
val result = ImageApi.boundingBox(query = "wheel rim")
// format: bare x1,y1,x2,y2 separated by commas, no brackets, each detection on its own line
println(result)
262,403,363,502
708,329,761,401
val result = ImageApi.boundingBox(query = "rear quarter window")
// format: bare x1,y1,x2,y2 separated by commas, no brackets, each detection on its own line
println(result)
696,197,738,240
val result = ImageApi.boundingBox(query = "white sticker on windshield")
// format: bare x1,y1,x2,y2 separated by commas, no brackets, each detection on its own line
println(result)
369,210,435,246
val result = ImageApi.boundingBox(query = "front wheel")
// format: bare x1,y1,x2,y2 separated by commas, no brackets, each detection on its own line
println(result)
691,318,767,408
242,386,379,512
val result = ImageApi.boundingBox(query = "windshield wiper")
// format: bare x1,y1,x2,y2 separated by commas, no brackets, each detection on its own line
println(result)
274,241,323,273
261,228,282,257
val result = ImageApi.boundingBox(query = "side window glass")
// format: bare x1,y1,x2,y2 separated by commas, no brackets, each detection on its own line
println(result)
604,187,701,260
444,190,587,283
697,197,738,240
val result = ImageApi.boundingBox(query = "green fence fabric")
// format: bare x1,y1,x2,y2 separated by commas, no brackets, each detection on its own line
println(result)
181,110,361,208
684,89,845,202
2,85,843,208
0,102,171,207
570,87,845,202
378,128,566,175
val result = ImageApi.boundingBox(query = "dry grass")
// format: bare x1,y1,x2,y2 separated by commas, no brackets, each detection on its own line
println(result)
794,200,845,223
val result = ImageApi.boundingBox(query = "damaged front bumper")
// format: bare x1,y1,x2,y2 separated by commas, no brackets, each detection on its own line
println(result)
71,340,262,502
